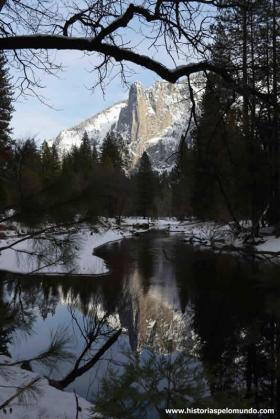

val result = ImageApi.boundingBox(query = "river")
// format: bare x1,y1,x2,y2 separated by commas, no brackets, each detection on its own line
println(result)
1,230,279,417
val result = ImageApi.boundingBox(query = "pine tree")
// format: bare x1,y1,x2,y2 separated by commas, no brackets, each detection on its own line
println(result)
99,133,130,218
212,0,280,233
191,73,247,225
79,131,95,175
0,52,13,159
0,52,14,208
14,139,43,224
41,141,60,186
172,137,194,219
100,132,123,170
156,172,172,217
136,152,156,219
91,142,98,165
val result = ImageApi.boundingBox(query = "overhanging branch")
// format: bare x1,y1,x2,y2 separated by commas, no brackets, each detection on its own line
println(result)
0,34,270,103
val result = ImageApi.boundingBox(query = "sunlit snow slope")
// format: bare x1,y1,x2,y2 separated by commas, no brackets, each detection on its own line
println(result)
54,79,201,170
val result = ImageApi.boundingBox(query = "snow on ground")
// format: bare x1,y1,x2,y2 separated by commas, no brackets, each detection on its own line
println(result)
1,217,280,277
256,236,280,253
0,233,111,276
0,217,205,277
1,218,280,417
0,356,93,419
0,218,181,276
0,220,138,276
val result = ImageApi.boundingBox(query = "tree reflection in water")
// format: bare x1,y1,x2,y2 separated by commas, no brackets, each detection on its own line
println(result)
1,232,280,416
0,276,35,356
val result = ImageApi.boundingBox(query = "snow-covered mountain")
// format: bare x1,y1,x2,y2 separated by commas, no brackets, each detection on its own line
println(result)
54,79,200,170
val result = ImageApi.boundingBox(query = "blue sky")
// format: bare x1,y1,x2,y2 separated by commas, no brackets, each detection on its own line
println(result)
9,1,213,144
11,50,159,142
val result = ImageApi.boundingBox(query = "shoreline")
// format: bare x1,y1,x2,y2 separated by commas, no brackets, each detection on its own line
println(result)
0,218,280,277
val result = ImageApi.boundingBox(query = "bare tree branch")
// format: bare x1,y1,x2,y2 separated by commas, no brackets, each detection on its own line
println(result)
0,0,271,102
0,34,271,103
50,328,122,390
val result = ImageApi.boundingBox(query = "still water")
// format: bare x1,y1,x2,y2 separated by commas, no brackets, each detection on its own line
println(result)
1,230,280,417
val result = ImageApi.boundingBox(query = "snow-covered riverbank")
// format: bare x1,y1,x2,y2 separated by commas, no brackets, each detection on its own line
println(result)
172,220,280,259
0,356,93,419
0,218,181,276
0,217,280,276
0,218,143,276
1,218,280,418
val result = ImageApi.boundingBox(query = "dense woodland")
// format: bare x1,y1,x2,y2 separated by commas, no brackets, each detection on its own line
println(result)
0,0,279,240
0,0,280,416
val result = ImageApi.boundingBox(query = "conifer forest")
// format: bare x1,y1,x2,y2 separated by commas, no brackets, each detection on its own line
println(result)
0,1,280,418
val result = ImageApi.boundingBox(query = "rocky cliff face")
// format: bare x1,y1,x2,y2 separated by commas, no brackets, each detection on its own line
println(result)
117,81,190,168
54,79,197,170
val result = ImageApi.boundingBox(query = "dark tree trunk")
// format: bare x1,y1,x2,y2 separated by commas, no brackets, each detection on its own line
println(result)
269,0,280,230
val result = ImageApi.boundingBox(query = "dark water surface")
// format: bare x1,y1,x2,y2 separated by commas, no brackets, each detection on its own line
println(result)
1,230,280,416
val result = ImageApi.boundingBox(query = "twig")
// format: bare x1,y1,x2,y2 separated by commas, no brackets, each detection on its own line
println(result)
74,390,80,419
0,377,41,410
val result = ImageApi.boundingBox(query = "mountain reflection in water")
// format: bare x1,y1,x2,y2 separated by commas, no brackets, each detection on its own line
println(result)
1,230,280,415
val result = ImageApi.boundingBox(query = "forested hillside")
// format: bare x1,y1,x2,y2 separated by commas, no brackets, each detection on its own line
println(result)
0,0,280,239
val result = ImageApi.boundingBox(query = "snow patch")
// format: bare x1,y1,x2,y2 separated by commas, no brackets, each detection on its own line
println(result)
0,356,93,419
